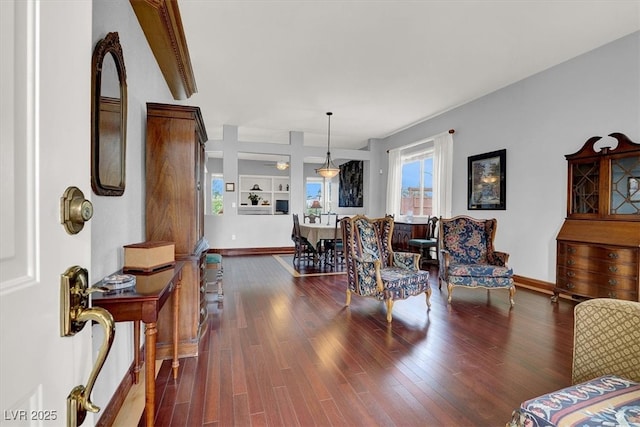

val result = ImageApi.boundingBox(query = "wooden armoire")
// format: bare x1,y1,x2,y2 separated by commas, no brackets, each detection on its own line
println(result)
554,133,640,302
145,102,209,358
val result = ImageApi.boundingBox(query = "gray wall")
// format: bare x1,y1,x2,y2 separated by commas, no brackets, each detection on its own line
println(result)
378,31,640,283
91,0,177,409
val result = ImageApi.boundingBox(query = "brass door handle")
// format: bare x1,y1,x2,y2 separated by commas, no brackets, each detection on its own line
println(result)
60,266,115,426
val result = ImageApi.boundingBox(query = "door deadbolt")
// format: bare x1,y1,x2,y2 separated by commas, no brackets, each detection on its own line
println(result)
61,186,93,234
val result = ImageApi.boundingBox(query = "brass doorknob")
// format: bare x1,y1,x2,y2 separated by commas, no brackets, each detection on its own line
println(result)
61,186,94,234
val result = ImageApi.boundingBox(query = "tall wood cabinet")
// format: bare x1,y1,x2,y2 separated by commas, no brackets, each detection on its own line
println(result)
554,133,640,302
145,103,209,358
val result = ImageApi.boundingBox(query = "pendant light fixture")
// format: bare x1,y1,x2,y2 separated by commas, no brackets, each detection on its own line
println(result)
275,161,289,170
316,112,340,178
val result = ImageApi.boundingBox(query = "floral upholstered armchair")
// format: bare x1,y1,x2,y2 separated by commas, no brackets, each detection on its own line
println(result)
341,215,431,322
438,215,514,306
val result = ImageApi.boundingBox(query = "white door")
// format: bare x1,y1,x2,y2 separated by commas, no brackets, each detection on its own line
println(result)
1,1,97,425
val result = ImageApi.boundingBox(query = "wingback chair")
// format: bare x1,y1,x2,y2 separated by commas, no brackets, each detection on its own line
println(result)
438,215,514,306
341,215,431,322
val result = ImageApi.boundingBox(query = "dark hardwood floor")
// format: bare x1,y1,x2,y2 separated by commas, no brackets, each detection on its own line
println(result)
145,255,576,426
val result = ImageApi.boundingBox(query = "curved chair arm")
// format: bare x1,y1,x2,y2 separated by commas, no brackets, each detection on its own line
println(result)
392,251,420,270
439,249,451,279
489,250,509,266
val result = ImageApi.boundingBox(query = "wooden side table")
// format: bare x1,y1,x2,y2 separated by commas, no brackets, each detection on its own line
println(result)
92,262,184,427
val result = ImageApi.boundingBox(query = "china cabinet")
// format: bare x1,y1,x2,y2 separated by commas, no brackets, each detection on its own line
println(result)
145,102,209,357
554,133,640,302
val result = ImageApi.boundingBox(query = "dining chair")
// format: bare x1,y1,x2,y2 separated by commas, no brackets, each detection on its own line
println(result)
408,216,438,269
332,216,344,268
321,215,344,270
291,214,317,265
303,213,319,224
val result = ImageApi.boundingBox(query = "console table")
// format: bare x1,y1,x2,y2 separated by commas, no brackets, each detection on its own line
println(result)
92,262,184,427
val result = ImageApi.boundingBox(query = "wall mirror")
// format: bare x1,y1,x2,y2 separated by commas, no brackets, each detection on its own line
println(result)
91,32,127,196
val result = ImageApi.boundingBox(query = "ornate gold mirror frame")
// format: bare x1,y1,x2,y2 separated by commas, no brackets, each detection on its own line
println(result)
91,32,127,196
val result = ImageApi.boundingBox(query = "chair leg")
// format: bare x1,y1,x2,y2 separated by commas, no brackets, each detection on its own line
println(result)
425,287,432,308
345,289,351,306
386,299,394,323
509,286,516,307
447,283,454,304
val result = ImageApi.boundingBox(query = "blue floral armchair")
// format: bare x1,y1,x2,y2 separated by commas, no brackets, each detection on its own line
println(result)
341,215,431,322
438,215,514,306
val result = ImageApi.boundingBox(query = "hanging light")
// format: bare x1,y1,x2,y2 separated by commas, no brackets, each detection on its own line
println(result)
316,112,340,178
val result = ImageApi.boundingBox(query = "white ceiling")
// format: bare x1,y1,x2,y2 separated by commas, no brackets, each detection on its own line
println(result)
179,0,640,150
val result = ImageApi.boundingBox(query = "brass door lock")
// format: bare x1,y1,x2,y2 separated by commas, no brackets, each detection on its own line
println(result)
61,187,93,234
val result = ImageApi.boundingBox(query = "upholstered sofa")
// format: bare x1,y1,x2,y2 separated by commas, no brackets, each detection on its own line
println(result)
508,298,640,426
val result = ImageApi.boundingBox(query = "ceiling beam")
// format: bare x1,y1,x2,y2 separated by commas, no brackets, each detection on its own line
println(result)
130,0,197,100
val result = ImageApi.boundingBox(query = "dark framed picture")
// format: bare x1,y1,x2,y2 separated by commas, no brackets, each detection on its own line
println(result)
629,177,640,202
225,182,235,192
468,149,506,210
339,160,364,207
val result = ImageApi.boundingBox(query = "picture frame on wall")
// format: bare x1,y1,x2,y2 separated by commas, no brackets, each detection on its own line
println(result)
225,182,235,192
468,149,506,210
339,160,364,207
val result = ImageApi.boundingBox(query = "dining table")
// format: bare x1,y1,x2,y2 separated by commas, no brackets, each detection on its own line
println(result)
299,222,341,249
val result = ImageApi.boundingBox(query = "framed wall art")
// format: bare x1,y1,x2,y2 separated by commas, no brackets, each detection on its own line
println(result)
225,182,235,192
468,149,506,210
339,160,363,207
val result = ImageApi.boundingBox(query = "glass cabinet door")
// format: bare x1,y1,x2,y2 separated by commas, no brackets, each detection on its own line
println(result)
610,155,640,215
570,160,599,215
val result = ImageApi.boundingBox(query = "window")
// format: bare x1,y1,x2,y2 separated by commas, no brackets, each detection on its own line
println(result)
400,149,433,217
211,175,223,215
306,177,324,214
388,132,453,219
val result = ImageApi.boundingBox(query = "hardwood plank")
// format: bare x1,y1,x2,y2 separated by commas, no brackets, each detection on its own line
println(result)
129,254,576,426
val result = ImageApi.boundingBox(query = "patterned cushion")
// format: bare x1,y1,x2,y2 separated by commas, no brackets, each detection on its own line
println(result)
392,252,418,270
380,268,430,301
355,218,382,262
511,375,640,427
573,299,640,384
446,261,513,289
441,217,489,264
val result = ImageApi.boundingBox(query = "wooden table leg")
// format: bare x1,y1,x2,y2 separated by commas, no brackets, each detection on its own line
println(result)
133,320,140,384
172,278,181,379
144,322,157,427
